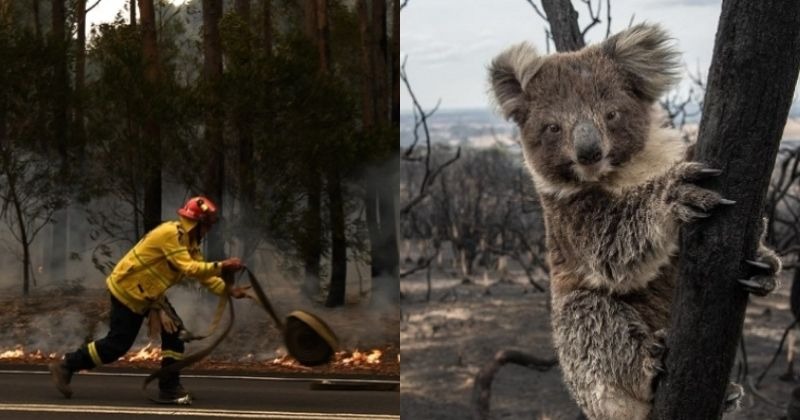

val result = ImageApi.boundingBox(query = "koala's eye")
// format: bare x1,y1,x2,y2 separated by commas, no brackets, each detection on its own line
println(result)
546,124,561,133
606,111,619,121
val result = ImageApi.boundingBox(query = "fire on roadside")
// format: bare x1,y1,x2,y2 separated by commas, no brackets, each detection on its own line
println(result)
0,343,165,363
0,346,57,361
0,344,387,368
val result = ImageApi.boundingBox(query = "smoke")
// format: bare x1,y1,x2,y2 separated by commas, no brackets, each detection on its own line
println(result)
26,310,90,353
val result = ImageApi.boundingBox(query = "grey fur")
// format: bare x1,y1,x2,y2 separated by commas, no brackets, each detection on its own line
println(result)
599,23,682,102
488,42,544,125
487,24,780,420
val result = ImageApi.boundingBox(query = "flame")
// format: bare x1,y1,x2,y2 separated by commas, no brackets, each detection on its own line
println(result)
338,349,383,366
125,342,161,362
0,346,58,361
0,347,24,360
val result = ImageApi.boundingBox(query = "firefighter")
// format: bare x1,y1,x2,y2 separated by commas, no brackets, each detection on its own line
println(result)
49,196,249,402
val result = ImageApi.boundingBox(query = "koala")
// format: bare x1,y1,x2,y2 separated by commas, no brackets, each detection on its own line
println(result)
488,24,781,420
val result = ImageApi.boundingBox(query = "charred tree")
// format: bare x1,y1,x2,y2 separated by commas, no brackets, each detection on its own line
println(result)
139,0,162,233
540,0,584,52
651,1,800,418
202,0,225,260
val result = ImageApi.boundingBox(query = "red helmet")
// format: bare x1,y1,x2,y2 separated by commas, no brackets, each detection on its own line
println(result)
177,196,219,225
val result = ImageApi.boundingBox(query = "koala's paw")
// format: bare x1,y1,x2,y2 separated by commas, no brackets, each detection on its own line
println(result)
738,224,782,296
666,162,734,223
648,329,668,375
723,382,744,413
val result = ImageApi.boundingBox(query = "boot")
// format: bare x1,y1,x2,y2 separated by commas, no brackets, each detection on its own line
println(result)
48,362,73,398
158,383,191,402
159,371,191,403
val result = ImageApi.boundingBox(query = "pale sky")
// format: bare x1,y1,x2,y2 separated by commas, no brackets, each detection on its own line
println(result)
86,0,188,31
400,0,723,111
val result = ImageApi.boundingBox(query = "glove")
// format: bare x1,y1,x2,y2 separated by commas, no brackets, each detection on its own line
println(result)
159,309,179,334
220,257,243,273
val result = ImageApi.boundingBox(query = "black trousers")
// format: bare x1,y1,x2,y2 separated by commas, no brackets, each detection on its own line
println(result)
64,293,185,389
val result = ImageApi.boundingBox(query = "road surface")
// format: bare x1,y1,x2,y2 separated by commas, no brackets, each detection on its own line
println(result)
0,367,399,419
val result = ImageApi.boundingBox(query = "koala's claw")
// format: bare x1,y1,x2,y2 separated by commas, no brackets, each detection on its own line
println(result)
723,382,744,413
745,259,772,271
737,277,776,296
668,163,731,223
697,168,723,177
738,245,781,296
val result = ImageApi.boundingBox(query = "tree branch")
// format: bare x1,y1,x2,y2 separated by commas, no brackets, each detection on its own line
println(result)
471,350,557,420
540,0,585,51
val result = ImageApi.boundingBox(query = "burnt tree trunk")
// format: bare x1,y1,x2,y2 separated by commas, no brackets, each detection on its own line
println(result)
139,0,162,233
202,0,225,260
540,0,584,52
651,1,800,418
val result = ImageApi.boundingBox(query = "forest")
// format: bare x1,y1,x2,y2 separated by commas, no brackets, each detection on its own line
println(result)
0,0,400,309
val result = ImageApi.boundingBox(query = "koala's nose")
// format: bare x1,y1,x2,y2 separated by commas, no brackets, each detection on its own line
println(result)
573,123,603,165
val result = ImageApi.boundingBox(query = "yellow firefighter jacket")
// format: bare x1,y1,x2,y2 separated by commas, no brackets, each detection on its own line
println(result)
106,217,226,314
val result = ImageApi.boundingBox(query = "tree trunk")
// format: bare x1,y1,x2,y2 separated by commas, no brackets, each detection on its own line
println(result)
262,0,271,55
130,0,137,26
325,166,347,307
651,1,800,418
372,0,388,120
7,170,30,295
357,0,375,129
202,0,225,260
303,175,322,297
50,0,68,157
32,0,41,38
300,0,322,298
302,0,316,41
74,0,87,169
233,0,257,263
314,0,329,74
139,0,162,233
391,0,399,125
49,0,68,283
374,0,399,304
540,0,584,52
234,0,250,22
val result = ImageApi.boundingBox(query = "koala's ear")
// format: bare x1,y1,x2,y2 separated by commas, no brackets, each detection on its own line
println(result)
601,23,681,102
488,42,543,125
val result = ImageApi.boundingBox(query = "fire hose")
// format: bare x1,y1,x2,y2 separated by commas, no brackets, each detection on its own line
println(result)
141,267,340,404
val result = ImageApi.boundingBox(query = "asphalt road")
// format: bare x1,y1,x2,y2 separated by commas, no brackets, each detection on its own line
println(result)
0,368,399,419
